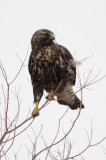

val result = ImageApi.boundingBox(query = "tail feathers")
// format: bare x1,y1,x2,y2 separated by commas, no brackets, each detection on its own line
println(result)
57,95,84,110
68,95,84,110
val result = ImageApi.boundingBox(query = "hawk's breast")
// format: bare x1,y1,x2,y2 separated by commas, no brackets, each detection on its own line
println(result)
33,46,60,91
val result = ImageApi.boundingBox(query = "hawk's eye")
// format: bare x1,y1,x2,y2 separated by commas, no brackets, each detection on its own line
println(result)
45,33,49,37
40,33,49,38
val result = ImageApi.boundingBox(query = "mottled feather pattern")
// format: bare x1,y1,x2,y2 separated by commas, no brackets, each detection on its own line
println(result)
28,29,84,109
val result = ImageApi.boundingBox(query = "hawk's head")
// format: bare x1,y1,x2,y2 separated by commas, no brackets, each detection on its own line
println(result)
31,29,55,49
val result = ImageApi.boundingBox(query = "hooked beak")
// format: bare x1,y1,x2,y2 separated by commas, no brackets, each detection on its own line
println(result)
49,34,55,40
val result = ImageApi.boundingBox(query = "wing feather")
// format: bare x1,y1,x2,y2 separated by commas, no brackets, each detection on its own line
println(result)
59,45,76,85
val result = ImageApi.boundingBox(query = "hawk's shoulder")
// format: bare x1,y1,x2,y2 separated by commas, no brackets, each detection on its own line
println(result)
58,44,76,85
59,45,74,60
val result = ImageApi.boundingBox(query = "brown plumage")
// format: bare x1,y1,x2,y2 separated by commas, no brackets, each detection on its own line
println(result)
28,29,84,117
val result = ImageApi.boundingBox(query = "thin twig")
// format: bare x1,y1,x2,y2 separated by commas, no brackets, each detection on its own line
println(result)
9,49,29,85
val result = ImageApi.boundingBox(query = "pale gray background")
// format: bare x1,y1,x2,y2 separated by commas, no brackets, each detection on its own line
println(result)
0,0,106,159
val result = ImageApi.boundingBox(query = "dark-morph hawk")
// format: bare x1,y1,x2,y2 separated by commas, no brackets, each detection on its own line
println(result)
28,29,84,118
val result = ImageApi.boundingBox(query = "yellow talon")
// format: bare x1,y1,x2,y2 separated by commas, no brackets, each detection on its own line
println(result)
32,102,40,119
48,90,55,100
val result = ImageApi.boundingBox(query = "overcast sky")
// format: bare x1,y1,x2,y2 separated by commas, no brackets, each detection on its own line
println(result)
0,0,106,160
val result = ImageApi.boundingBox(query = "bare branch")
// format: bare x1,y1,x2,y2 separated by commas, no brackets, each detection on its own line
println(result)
66,137,106,160
33,106,82,159
9,49,29,85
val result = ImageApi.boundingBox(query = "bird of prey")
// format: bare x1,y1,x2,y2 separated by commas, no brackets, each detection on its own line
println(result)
28,29,84,118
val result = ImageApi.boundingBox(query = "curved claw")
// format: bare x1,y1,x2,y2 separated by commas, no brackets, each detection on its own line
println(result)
46,95,55,100
46,90,55,100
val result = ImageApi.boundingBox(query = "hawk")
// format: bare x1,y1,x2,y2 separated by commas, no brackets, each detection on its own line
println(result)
28,29,84,118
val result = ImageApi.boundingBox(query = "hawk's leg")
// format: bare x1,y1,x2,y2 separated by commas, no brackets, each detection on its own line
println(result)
32,102,40,118
46,90,55,100
32,84,43,119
